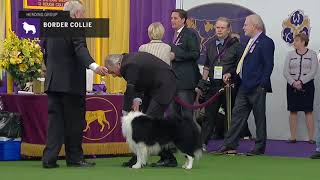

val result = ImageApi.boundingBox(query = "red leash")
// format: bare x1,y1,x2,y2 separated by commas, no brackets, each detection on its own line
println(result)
173,88,224,110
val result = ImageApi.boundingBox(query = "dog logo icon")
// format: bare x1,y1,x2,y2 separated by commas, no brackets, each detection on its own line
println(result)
83,96,120,141
84,110,112,132
22,22,36,35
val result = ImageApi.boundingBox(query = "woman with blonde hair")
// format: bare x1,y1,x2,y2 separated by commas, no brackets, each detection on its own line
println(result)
138,22,173,65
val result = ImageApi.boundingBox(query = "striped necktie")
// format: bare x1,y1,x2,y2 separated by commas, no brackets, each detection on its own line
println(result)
172,31,179,43
236,38,254,74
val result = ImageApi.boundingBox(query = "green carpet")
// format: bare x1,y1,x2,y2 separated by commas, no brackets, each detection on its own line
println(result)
0,154,318,180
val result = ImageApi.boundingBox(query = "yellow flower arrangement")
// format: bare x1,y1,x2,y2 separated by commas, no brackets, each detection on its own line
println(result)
0,30,43,89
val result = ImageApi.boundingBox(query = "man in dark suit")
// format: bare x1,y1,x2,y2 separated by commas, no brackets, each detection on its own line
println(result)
42,0,108,169
169,9,201,120
104,52,177,167
216,14,274,156
199,17,245,149
105,52,176,117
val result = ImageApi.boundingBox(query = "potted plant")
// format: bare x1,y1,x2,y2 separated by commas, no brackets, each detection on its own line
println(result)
0,30,43,90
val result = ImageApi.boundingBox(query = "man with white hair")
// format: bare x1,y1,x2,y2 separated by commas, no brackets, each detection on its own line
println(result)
105,52,177,167
216,14,274,156
105,53,176,116
42,0,108,168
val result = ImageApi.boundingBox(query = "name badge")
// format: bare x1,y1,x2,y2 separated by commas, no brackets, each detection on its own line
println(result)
214,66,223,79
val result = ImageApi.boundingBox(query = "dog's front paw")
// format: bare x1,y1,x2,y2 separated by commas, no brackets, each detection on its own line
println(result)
132,163,142,169
182,163,193,170
184,164,192,169
182,163,187,169
182,165,192,170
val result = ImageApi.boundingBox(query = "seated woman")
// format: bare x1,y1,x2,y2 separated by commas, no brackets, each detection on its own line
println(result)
138,22,173,65
283,33,318,144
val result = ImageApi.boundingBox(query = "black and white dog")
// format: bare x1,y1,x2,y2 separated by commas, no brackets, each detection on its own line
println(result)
121,111,202,169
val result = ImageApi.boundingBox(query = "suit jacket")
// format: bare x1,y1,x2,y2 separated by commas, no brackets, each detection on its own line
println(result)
44,37,94,95
120,52,176,111
240,33,275,93
171,27,201,90
205,36,243,83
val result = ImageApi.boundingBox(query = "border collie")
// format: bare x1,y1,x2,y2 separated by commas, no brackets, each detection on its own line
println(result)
121,111,202,169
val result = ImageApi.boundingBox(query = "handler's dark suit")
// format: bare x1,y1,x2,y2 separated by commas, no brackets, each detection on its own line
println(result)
42,37,94,166
121,52,176,117
169,26,201,120
120,52,177,167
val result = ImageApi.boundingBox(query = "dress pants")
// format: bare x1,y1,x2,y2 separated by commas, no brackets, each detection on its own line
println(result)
42,92,85,164
201,84,236,144
168,89,195,120
142,96,167,118
201,83,251,144
223,86,267,151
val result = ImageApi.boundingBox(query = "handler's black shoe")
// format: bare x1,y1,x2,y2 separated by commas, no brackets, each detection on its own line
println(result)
310,152,320,159
67,160,96,167
212,145,237,155
151,159,177,167
42,162,59,169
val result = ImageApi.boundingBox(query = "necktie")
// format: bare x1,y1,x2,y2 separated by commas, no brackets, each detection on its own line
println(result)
236,38,254,74
217,43,223,52
173,31,179,43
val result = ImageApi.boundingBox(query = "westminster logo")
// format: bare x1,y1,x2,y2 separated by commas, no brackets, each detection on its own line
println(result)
282,10,310,45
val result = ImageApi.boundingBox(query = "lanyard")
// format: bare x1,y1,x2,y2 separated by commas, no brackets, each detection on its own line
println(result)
216,46,221,62
216,44,225,63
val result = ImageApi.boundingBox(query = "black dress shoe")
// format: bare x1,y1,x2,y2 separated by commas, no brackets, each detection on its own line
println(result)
67,160,96,167
212,146,236,155
310,152,320,159
150,159,178,167
287,139,297,143
308,140,316,144
122,156,137,167
246,149,264,156
42,162,59,169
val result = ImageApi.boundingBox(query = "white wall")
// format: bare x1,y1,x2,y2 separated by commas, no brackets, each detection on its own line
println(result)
179,0,320,140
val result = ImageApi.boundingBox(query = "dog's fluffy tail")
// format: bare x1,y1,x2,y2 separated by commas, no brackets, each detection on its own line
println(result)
194,149,202,160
